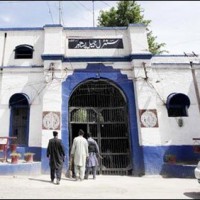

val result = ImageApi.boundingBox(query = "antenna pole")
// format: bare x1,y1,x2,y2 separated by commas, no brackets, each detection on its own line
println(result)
59,1,61,24
92,1,95,27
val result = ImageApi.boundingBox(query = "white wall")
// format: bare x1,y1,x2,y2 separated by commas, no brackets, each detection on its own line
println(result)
1,25,199,150
43,26,63,55
0,68,44,146
135,57,200,146
0,30,44,67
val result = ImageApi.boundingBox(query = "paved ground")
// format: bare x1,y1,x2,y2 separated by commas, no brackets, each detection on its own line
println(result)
0,174,200,199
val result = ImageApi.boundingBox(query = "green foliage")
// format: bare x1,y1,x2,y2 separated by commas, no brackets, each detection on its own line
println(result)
10,152,21,157
147,31,167,55
74,108,87,122
97,1,168,55
24,152,35,156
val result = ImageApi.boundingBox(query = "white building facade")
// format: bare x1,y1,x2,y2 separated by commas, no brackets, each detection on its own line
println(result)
0,24,199,177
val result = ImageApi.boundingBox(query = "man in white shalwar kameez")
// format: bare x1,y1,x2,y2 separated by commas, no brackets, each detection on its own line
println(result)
70,129,88,181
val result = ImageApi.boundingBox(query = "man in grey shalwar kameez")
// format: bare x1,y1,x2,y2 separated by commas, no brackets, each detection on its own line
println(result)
70,129,88,181
85,132,100,180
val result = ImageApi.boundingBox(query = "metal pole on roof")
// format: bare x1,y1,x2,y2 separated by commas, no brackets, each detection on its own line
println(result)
59,1,61,25
190,60,200,113
92,1,95,27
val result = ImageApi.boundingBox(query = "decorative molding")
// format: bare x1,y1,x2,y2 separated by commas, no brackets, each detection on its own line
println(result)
139,109,158,128
42,111,60,130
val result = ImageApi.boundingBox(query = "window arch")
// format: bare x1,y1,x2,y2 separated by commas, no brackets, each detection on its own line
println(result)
166,93,190,117
9,93,30,146
14,44,34,59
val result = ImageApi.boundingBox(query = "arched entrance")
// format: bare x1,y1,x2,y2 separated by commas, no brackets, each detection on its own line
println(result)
9,93,30,146
69,79,132,175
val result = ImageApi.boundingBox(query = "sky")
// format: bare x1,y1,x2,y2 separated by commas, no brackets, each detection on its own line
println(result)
0,1,199,55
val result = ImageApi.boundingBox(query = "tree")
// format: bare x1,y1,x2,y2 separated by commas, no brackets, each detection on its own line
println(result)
97,1,167,55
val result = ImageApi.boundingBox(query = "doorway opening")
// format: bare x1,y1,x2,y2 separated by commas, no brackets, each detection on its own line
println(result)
69,79,132,175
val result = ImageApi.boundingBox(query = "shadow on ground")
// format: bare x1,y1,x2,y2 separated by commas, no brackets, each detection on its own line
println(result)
29,177,78,183
29,178,51,183
184,192,200,199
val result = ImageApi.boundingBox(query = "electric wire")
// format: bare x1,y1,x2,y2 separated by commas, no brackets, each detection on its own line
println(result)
46,1,55,24
77,1,93,13
60,1,65,26
1,1,199,50
101,1,113,8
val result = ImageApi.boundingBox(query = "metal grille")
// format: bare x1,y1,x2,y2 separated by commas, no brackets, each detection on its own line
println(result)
69,80,132,175
12,108,28,145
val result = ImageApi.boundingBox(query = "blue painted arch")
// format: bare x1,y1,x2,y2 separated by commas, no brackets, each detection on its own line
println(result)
9,93,30,147
61,63,144,176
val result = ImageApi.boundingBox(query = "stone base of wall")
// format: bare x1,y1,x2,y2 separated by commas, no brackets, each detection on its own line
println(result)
160,163,196,178
0,161,41,175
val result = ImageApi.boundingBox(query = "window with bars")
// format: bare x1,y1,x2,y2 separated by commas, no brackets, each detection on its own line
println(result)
166,93,190,117
14,44,34,59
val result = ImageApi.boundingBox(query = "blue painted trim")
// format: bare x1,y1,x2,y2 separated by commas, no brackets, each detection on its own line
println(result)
0,23,145,32
64,56,131,62
0,27,43,31
43,24,63,28
41,54,152,62
0,162,41,176
161,163,196,178
142,145,199,177
130,54,152,60
41,54,64,60
64,27,127,30
58,63,143,176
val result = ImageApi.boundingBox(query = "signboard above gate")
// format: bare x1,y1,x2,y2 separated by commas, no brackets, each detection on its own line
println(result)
68,38,124,49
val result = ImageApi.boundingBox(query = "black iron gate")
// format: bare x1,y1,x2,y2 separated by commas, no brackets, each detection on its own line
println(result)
69,80,132,175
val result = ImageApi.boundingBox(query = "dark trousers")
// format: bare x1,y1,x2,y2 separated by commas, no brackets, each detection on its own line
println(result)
50,165,63,181
85,166,97,179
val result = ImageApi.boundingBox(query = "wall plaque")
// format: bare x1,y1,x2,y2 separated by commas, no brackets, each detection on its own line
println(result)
42,111,60,130
139,109,159,128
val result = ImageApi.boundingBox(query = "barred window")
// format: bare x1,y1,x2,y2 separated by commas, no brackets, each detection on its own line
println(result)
166,93,190,117
14,44,34,59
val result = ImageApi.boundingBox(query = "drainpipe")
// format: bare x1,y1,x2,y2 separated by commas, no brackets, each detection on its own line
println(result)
0,33,7,109
1,33,7,68
190,61,200,112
